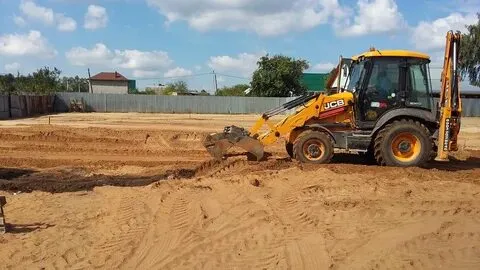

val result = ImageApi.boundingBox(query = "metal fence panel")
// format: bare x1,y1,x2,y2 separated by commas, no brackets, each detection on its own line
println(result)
53,92,480,116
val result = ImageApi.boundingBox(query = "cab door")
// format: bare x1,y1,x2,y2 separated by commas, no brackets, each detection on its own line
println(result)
357,57,406,128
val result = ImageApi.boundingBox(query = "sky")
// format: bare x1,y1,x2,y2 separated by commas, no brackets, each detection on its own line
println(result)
0,0,479,93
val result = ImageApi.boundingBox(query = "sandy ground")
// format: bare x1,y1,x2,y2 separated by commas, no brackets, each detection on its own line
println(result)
0,113,479,270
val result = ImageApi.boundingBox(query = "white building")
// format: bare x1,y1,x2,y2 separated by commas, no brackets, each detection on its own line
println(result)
90,72,129,94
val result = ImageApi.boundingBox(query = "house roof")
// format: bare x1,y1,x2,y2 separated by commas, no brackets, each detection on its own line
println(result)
91,72,128,81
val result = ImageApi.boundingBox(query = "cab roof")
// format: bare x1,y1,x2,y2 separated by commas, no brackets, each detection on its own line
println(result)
352,49,430,60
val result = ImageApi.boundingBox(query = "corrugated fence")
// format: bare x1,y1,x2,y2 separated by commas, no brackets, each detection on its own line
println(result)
54,92,480,117
0,93,478,119
53,92,292,114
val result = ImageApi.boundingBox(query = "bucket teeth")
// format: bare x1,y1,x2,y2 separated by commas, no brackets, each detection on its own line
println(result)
203,126,264,161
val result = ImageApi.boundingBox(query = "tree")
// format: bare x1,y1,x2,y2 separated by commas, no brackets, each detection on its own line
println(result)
250,54,309,97
30,67,62,94
216,84,249,96
460,13,480,86
161,80,189,95
143,88,157,95
59,76,89,92
199,89,210,96
0,74,16,94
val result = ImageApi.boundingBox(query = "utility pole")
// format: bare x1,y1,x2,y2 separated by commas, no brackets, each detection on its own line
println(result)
66,79,69,92
88,68,93,93
213,70,218,95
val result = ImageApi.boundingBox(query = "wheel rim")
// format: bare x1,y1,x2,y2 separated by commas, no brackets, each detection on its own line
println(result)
303,139,326,161
391,132,422,162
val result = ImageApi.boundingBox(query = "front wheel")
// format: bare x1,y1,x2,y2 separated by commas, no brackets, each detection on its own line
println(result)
285,142,294,158
293,130,334,164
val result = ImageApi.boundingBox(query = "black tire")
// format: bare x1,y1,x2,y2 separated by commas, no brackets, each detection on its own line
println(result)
374,119,432,167
293,130,334,164
285,142,294,158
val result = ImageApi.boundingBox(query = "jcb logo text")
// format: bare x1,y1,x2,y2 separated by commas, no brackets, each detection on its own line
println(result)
324,99,345,110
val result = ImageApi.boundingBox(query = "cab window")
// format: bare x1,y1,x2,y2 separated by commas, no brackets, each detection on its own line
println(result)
362,58,402,122
407,60,432,110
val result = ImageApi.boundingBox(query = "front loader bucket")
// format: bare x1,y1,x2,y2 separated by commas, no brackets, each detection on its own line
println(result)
203,126,265,161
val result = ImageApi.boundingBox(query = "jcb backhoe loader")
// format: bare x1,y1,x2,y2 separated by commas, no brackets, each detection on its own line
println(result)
203,31,462,167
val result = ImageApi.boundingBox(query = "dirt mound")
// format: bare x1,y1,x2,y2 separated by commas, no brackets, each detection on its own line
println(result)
0,114,480,269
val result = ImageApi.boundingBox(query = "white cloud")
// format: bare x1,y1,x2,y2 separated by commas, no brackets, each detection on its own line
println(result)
13,15,27,27
65,43,113,66
114,50,172,70
20,0,55,25
208,52,263,77
0,31,57,58
411,13,477,50
66,43,174,78
164,67,193,77
311,62,336,72
56,14,77,32
336,0,406,37
19,1,77,32
133,70,161,78
147,0,347,36
84,5,108,30
4,62,21,73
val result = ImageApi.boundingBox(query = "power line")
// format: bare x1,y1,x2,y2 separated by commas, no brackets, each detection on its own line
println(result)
216,73,251,80
130,72,213,81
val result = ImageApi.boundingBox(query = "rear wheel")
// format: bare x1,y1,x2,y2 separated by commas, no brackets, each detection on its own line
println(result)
374,119,431,167
293,130,334,164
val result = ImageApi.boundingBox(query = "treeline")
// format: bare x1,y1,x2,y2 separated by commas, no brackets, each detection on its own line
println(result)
139,81,250,96
0,67,90,94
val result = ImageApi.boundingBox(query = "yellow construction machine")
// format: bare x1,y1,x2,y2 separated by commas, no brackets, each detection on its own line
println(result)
203,31,462,167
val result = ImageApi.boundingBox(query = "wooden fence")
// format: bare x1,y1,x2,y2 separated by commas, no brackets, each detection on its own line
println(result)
0,95,55,120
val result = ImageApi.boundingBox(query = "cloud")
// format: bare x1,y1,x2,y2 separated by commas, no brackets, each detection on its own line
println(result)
65,43,113,66
147,0,347,36
4,62,21,73
133,70,161,78
411,12,477,50
164,67,193,78
311,62,336,72
208,52,263,77
66,43,174,78
19,1,77,31
335,0,406,37
20,0,55,25
56,14,77,32
114,49,172,70
0,30,57,58
13,15,27,27
84,5,108,30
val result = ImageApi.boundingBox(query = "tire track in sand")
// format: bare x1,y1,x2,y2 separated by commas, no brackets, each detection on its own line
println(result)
89,193,153,269
334,219,478,270
124,184,287,270
364,231,480,270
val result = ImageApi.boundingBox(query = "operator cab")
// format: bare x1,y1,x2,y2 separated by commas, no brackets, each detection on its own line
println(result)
342,49,434,129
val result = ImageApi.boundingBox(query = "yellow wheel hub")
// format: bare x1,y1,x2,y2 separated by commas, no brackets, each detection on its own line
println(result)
303,139,326,161
391,132,422,162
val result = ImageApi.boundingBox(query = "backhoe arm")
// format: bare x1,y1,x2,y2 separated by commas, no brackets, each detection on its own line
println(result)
435,31,462,161
250,95,327,146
